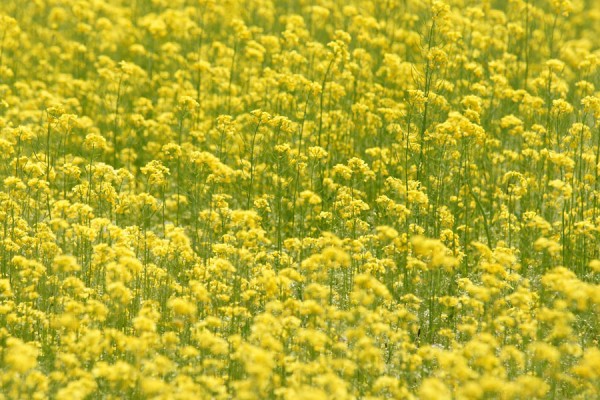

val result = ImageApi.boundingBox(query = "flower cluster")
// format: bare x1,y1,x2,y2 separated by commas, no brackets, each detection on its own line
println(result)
0,0,599,399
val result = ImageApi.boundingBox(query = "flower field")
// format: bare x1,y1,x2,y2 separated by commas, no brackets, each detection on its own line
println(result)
1,0,599,398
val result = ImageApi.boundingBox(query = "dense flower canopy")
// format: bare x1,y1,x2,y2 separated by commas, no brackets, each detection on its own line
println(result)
0,0,599,399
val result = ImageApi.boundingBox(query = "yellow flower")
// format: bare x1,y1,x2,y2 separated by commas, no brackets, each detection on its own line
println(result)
83,133,108,152
4,338,38,373
419,377,451,400
572,348,600,379
52,254,81,273
168,297,196,318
